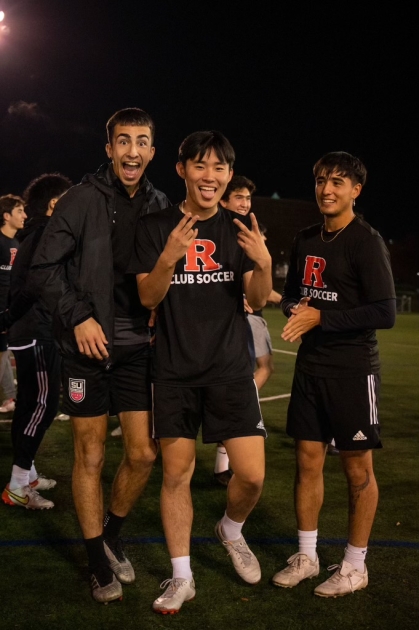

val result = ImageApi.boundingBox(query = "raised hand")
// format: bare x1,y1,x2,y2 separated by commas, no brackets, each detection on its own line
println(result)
162,213,199,266
233,213,271,267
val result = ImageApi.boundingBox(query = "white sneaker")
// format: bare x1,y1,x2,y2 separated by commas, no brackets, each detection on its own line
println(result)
153,577,195,614
55,412,70,421
2,484,54,509
30,474,57,491
272,553,319,588
0,398,15,413
215,521,261,584
314,560,368,597
111,426,122,437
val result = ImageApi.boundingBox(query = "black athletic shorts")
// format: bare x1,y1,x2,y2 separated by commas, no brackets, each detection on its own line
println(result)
61,343,151,417
287,367,382,451
152,378,267,443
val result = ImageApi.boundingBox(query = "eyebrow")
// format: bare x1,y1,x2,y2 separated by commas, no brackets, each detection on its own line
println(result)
116,133,150,140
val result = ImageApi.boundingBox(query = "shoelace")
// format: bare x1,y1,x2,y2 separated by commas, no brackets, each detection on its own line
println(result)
159,578,185,597
226,539,252,566
326,563,356,593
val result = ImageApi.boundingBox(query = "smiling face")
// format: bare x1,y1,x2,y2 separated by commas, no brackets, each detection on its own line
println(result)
220,187,252,215
106,124,155,197
176,149,233,217
6,204,27,232
315,169,361,222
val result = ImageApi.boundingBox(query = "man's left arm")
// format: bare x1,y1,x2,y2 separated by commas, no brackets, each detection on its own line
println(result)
235,213,272,311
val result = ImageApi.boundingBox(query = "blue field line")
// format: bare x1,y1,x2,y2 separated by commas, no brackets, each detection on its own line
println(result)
1,535,418,549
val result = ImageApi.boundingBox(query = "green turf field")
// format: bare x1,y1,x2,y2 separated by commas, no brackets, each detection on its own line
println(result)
1,311,418,630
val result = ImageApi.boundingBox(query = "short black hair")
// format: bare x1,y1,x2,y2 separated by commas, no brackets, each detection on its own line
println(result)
313,151,367,186
178,130,235,168
221,175,256,202
106,107,156,144
0,194,25,226
23,173,73,219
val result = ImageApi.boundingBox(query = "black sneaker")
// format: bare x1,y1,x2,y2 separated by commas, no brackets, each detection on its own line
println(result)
213,469,233,487
90,564,122,603
104,538,135,584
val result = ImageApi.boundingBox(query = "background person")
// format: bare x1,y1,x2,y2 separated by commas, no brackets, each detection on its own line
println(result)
1,173,72,510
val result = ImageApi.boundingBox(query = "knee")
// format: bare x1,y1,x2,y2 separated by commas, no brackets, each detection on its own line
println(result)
234,471,265,495
125,440,158,470
74,442,105,473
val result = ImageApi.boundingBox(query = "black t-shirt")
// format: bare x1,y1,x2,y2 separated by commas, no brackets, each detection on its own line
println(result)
282,216,396,377
131,205,254,386
0,231,19,310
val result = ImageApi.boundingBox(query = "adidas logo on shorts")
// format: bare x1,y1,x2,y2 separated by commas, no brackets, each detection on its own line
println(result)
353,430,367,441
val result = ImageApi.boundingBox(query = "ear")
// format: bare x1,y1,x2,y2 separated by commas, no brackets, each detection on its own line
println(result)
47,197,58,216
105,143,112,159
219,199,227,208
176,161,186,180
227,168,234,183
149,146,156,161
352,183,362,200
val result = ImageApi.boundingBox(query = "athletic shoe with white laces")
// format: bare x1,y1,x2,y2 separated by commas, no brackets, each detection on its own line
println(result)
2,484,54,509
90,566,123,603
30,474,57,491
0,398,15,413
215,521,261,584
153,577,195,614
272,553,319,588
104,539,135,584
314,560,368,597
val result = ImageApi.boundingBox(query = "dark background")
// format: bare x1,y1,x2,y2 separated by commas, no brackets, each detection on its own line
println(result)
0,1,416,254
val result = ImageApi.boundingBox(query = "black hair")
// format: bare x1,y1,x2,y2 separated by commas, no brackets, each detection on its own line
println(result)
178,130,235,168
106,107,156,144
313,151,367,186
0,194,25,226
23,173,73,219
221,175,256,202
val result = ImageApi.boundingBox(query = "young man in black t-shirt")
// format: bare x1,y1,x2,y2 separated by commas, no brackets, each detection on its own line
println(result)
0,195,27,404
272,152,396,598
132,131,272,614
31,108,170,603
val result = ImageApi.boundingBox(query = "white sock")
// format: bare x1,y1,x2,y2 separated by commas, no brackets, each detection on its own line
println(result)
171,556,193,580
298,529,318,561
28,463,38,484
10,465,30,490
220,512,244,541
344,543,367,572
214,444,229,474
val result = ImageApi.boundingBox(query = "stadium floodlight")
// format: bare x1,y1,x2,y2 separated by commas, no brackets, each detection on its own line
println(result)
0,11,5,22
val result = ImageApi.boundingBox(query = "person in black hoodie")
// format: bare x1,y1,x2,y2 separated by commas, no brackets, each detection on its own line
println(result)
30,108,170,604
2,174,72,511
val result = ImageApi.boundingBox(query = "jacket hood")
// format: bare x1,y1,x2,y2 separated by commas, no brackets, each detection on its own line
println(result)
17,215,50,243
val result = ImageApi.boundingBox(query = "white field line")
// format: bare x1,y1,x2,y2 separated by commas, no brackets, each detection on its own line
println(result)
260,393,291,402
272,348,297,356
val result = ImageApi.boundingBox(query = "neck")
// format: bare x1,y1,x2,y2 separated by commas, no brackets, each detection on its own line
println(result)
323,211,355,232
0,225,17,238
181,199,219,219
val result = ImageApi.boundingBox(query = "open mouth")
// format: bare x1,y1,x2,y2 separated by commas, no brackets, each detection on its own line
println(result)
122,162,142,180
199,186,216,201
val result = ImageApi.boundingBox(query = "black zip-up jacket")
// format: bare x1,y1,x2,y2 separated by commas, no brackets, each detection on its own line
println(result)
31,163,170,356
7,215,54,345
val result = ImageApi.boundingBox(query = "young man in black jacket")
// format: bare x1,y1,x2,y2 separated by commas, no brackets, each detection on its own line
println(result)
2,173,72,510
31,108,170,603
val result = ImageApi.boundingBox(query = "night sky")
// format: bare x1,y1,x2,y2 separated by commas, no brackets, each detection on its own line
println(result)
0,1,416,240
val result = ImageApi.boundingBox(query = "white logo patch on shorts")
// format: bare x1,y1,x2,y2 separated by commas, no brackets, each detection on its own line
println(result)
353,430,367,441
69,378,86,403
256,418,265,430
